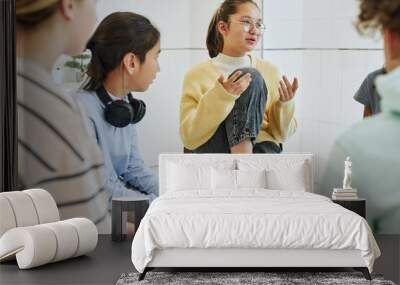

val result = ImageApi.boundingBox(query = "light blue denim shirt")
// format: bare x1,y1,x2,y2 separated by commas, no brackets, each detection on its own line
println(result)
77,89,158,208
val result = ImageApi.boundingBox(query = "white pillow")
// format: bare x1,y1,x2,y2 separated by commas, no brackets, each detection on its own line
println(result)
166,159,236,192
266,163,307,191
211,168,237,190
167,162,211,191
211,169,268,190
236,169,267,189
237,159,310,191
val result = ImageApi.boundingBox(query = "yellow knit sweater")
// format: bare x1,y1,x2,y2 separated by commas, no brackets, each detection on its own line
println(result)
179,55,297,150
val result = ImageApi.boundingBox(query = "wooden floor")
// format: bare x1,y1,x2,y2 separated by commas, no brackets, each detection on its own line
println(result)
373,234,400,284
0,235,398,284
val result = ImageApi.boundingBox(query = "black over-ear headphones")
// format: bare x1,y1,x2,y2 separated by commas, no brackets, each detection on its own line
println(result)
95,86,146,128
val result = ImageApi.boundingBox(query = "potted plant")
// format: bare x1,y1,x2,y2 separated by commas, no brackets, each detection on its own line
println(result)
63,52,91,82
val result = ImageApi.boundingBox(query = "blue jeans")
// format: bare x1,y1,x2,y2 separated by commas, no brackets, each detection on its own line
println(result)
190,68,281,153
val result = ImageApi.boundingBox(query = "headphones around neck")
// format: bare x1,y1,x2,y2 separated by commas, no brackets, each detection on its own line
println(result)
95,86,146,128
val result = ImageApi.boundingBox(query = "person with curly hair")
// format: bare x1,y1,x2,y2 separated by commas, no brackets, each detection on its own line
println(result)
321,0,400,234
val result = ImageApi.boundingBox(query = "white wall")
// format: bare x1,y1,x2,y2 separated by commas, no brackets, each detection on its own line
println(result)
93,0,224,167
78,0,384,188
262,0,383,191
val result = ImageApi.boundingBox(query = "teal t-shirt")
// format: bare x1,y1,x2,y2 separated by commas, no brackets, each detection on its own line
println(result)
320,113,400,234
321,67,400,234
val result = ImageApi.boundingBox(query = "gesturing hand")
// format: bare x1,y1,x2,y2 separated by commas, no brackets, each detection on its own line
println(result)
218,71,252,96
278,75,298,102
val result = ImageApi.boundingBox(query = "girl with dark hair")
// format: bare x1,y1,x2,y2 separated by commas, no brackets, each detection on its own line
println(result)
180,0,298,153
77,12,161,203
16,0,111,233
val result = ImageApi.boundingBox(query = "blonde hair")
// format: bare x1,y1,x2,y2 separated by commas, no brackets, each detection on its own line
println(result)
16,0,60,26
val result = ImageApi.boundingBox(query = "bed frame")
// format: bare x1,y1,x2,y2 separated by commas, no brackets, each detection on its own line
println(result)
137,154,372,281
139,248,371,280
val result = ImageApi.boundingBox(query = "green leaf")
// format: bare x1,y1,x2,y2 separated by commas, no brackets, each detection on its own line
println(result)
64,61,81,69
79,54,92,59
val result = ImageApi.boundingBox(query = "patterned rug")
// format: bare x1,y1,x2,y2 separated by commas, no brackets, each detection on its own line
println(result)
116,271,396,285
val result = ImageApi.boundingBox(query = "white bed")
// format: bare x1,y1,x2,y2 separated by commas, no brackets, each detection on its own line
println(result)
131,153,380,280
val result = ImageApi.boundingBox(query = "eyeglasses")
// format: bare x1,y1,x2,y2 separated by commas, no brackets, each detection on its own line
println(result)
230,19,266,34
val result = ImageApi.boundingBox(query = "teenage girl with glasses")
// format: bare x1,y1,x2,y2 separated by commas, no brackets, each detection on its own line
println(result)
180,0,299,154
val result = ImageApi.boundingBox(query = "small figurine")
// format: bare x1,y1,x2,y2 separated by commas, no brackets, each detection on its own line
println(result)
342,157,352,189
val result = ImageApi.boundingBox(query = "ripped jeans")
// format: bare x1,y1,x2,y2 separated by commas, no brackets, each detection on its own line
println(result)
191,67,280,153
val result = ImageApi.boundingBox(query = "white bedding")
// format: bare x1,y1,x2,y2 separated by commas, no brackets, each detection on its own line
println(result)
131,190,380,273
